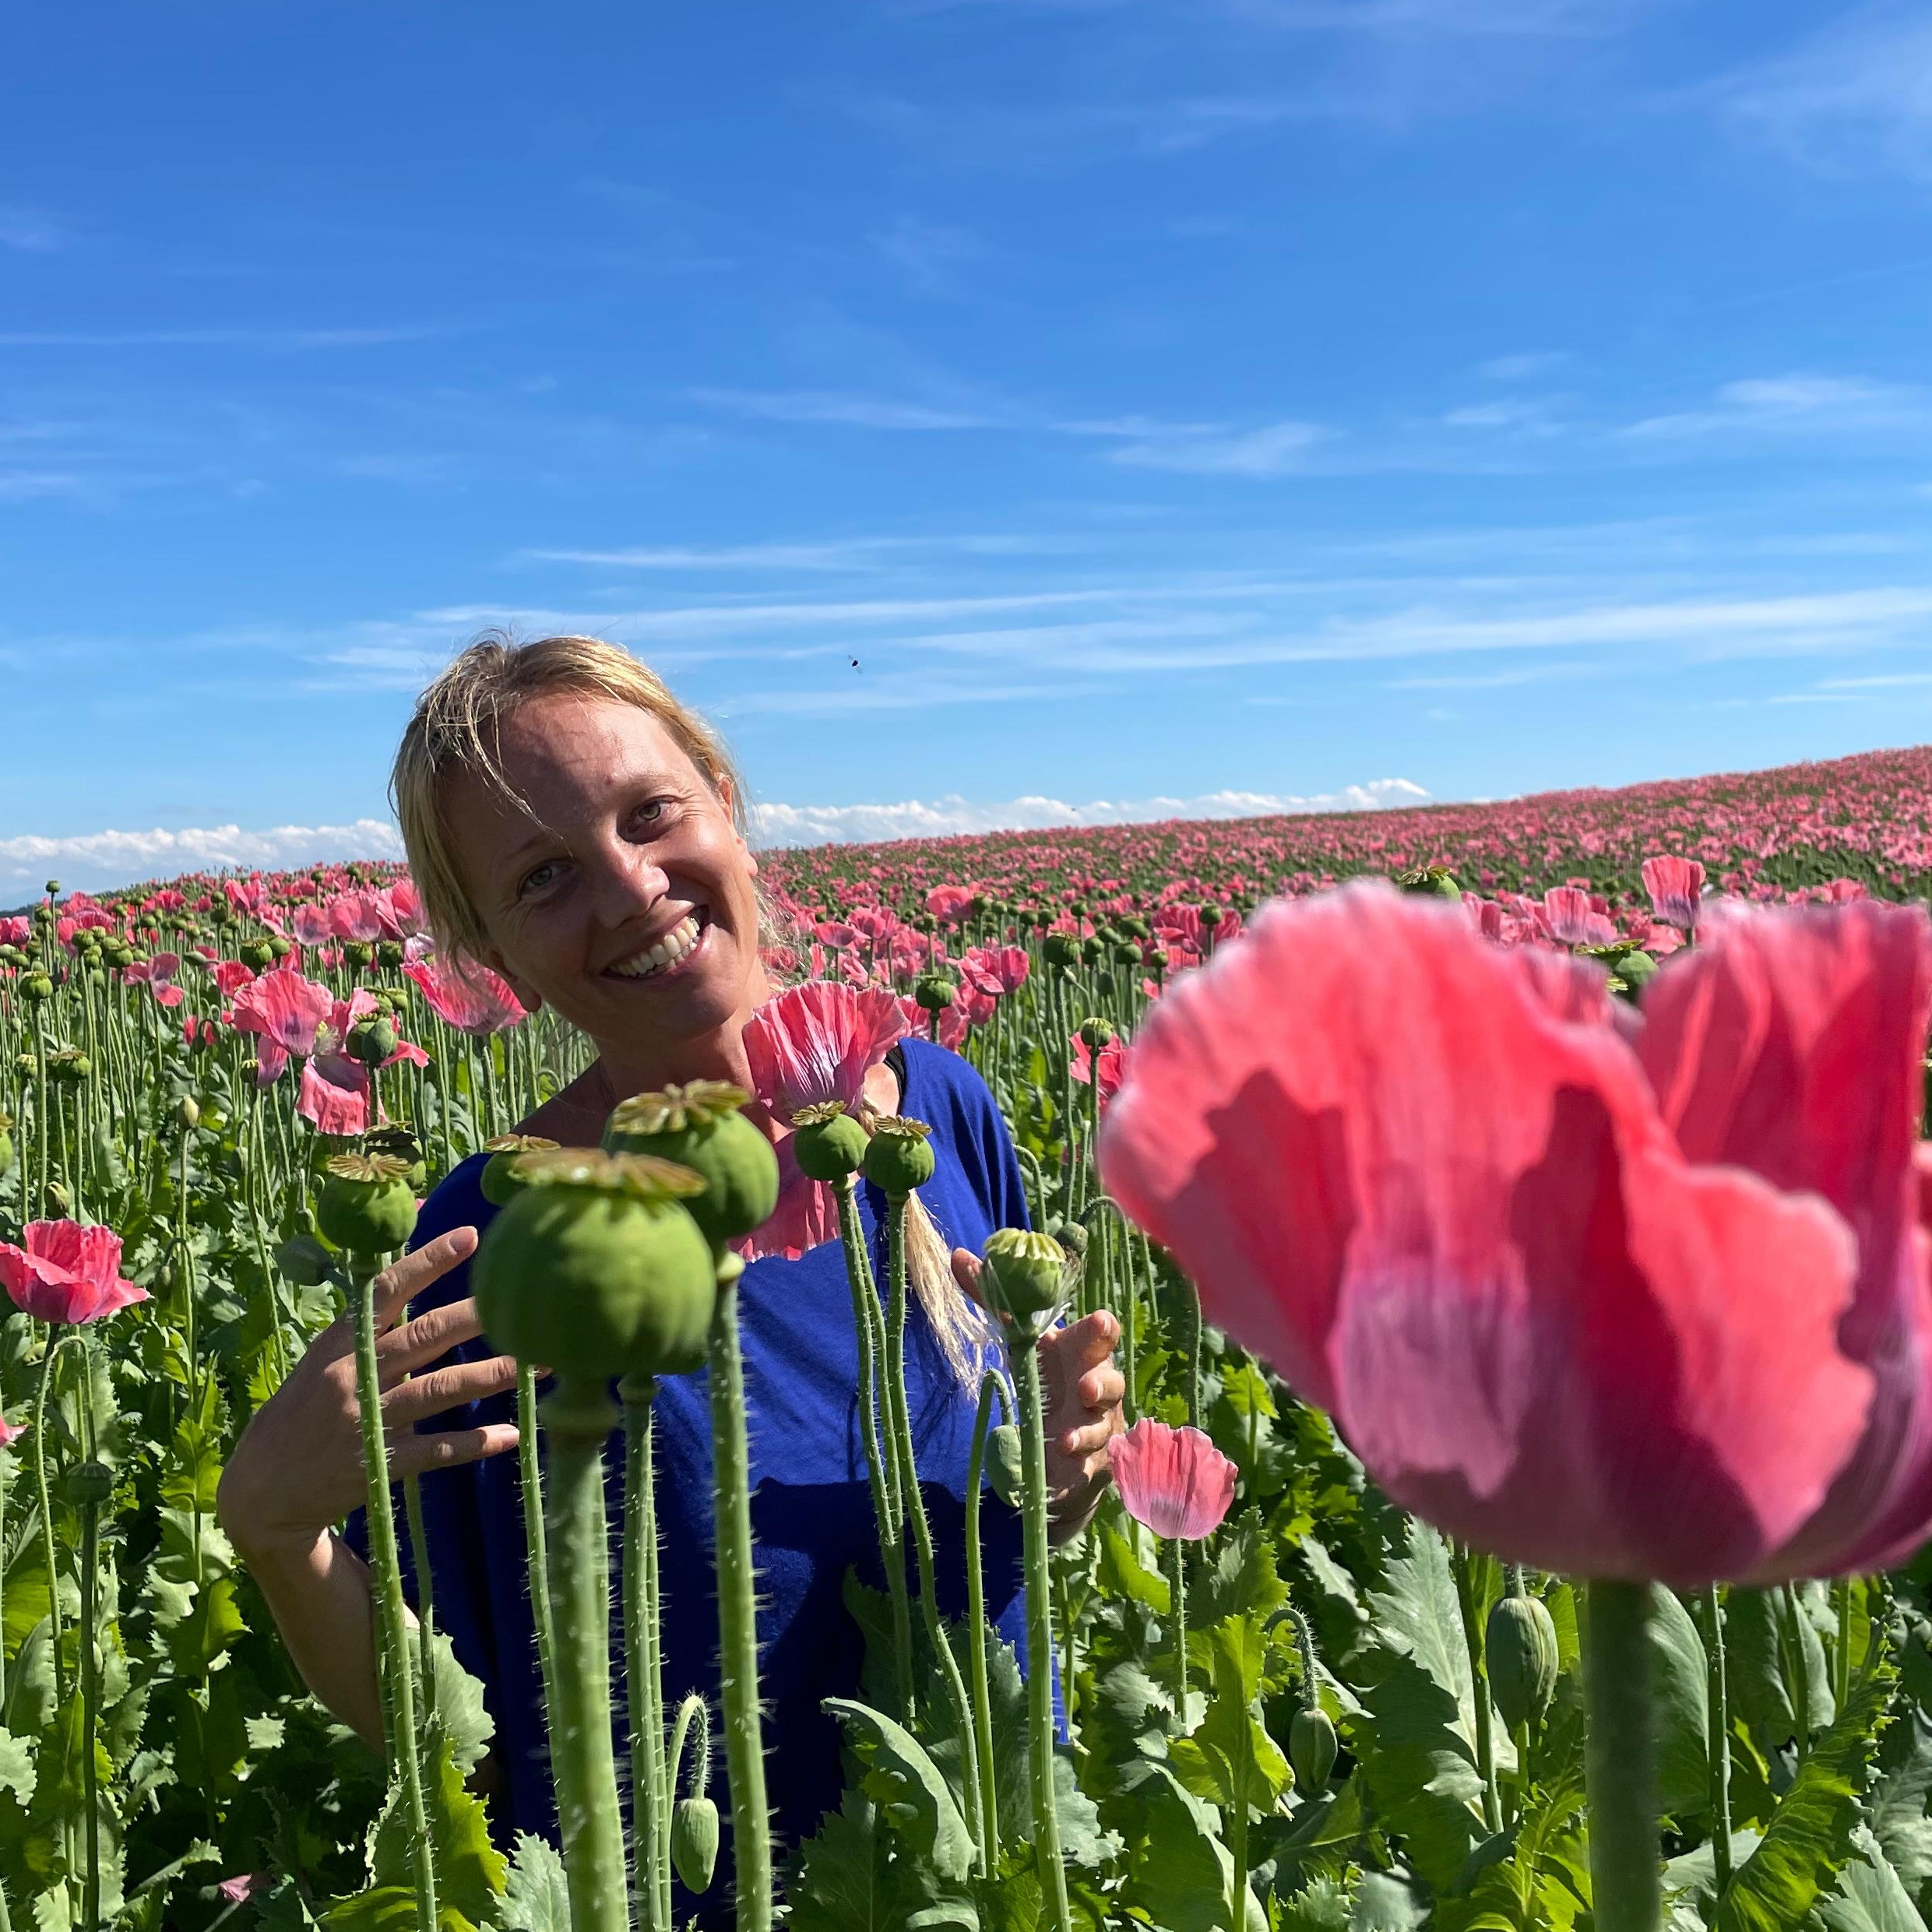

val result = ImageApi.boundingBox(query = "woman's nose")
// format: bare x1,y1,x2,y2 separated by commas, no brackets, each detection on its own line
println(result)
583,837,668,924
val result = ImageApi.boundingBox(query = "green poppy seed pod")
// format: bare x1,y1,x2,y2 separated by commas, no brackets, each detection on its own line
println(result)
271,934,294,961
473,1149,718,1379
1043,934,1080,971
1198,903,1225,927
377,939,406,970
20,973,52,1005
670,1795,720,1894
42,1180,71,1219
480,1133,561,1208
1081,936,1105,966
64,1459,113,1508
49,1049,92,1086
1077,1015,1115,1051
913,970,956,1012
1397,864,1462,899
275,1232,334,1288
860,1116,934,1196
1044,1215,1088,1263
1487,1590,1561,1733
979,1228,1068,1340
1617,948,1659,999
986,1423,1025,1509
240,939,276,971
177,1096,200,1133
343,941,374,970
364,1124,428,1192
604,1082,779,1248
345,1014,398,1068
1289,1706,1338,1791
315,1153,420,1258
790,1102,870,1182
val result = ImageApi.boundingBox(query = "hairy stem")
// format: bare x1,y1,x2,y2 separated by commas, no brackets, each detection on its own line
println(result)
965,1370,1008,1873
1583,1580,1661,1932
622,1373,670,1932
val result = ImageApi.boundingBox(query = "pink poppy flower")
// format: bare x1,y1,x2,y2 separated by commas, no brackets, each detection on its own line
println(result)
230,967,333,1083
216,1875,268,1906
292,904,333,948
403,956,525,1035
1542,886,1617,949
927,885,977,927
209,958,256,998
299,1054,372,1135
1109,1418,1237,1541
1642,855,1706,934
1069,1032,1127,1113
125,952,185,1008
0,1415,26,1448
962,945,1030,998
901,994,969,1052
0,1222,149,1326
1097,880,1932,1588
328,891,388,943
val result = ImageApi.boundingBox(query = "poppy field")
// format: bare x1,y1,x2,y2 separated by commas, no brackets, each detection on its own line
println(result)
2,739,1932,1932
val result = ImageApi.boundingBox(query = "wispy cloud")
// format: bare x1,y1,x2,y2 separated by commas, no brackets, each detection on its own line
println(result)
1477,350,1569,381
0,324,459,351
1711,3,1932,183
1621,374,1926,441
523,533,1075,571
0,819,406,896
0,207,69,252
1107,419,1332,475
867,215,987,297
748,777,1429,845
688,386,998,431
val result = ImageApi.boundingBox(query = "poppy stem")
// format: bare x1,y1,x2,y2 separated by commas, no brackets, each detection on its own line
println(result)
539,1374,629,1932
622,1371,670,1931
1167,1531,1189,1714
1452,1545,1502,1833
1702,1587,1733,1896
1012,1335,1073,1932
966,1368,1010,1873
516,1364,558,1723
30,1334,66,1710
708,1266,772,1932
1583,1580,1661,1932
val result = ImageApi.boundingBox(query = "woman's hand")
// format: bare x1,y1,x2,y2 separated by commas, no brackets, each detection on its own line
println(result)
952,1247,1127,1542
217,1227,521,1564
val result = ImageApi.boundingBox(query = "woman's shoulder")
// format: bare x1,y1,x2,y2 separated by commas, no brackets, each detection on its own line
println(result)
897,1036,1001,1121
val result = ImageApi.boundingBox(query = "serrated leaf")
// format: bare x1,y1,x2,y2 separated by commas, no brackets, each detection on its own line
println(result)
1815,1826,1930,1932
1167,1614,1291,1815
368,1732,506,1927
0,1726,36,1806
1116,1759,1265,1932
1352,1870,1431,1931
1870,1705,1932,1897
1716,1656,1895,1932
500,1832,570,1932
1277,1871,1352,1930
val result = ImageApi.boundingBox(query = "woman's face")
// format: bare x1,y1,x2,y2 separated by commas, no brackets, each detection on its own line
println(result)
445,691,765,1056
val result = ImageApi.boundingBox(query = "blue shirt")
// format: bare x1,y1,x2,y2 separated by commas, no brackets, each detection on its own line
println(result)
399,1036,1034,1886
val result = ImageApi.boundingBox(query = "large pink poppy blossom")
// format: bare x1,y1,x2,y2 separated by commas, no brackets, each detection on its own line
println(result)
230,967,333,1082
1097,880,1932,1588
962,945,1030,998
1642,855,1707,934
1109,1418,1237,1541
403,955,525,1035
741,981,908,1259
0,1222,149,1326
124,952,185,1008
1069,1032,1127,1113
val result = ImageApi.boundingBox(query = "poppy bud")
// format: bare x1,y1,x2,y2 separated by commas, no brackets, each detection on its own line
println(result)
65,1460,113,1509
604,1082,779,1249
860,1117,934,1196
344,941,374,970
473,1149,717,1380
791,1103,869,1182
979,1228,1067,1340
377,940,406,970
240,941,276,971
315,1153,420,1258
42,1181,71,1218
177,1096,200,1133
1077,1016,1115,1051
670,1795,720,1894
1487,1590,1560,1733
21,973,52,1004
986,1423,1025,1508
481,1133,561,1208
1290,1706,1338,1790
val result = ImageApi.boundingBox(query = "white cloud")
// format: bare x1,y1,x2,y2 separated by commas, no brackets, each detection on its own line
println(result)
1477,350,1568,381
0,820,406,898
750,779,1429,846
688,387,998,431
1621,374,1925,440
1107,420,1332,476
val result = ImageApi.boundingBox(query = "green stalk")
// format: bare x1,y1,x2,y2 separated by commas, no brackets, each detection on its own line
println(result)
403,1476,437,1723
833,1177,913,1719
965,1370,1008,1872
539,1374,630,1932
31,1336,65,1709
709,1269,772,1931
1783,1585,1814,1763
1832,1578,1853,1712
1167,1533,1189,1715
351,1260,437,1931
622,1372,670,1932
1703,1588,1733,1896
1453,1546,1502,1833
0,1436,12,1932
1225,1630,1251,1932
1583,1581,1661,1932
77,1484,100,1932
882,1191,984,1867
516,1364,558,1717
1012,1336,1072,1932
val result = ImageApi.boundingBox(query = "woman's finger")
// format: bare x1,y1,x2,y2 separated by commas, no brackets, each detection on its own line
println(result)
1058,1415,1121,1461
389,1422,521,1481
378,1297,488,1378
1077,1364,1126,1414
373,1226,477,1329
381,1354,519,1425
950,1248,984,1304
1056,1309,1121,1374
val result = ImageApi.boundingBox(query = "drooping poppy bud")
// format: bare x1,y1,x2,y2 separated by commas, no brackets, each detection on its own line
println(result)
1487,1589,1561,1732
316,1153,419,1258
473,1149,717,1381
670,1795,720,1894
1290,1706,1338,1791
604,1082,779,1250
986,1423,1026,1508
860,1116,935,1197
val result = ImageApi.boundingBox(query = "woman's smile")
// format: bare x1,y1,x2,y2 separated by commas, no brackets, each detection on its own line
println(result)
604,906,711,984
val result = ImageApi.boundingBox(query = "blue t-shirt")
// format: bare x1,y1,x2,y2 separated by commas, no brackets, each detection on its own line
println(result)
399,1036,1033,1884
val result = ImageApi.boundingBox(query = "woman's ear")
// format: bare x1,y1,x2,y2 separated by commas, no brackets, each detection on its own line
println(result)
716,775,758,878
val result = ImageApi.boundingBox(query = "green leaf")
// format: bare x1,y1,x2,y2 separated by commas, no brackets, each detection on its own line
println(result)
368,1732,507,1928
1167,1615,1291,1815
1870,1705,1932,1899
0,1726,36,1807
425,1634,494,1775
1647,1585,1712,1819
1115,1760,1265,1932
1352,1870,1431,1931
789,1792,970,1932
1276,1872,1353,1930
1815,1826,1930,1932
825,1697,976,1888
1096,1522,1170,1616
501,1832,570,1932
1434,1765,1590,1932
1716,1656,1895,1932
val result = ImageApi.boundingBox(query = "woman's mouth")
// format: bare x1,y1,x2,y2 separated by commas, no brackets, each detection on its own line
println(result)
604,909,710,984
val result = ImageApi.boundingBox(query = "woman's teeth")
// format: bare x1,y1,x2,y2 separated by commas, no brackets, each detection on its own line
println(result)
607,913,703,980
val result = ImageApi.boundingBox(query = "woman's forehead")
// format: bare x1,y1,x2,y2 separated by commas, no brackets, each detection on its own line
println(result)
494,694,697,800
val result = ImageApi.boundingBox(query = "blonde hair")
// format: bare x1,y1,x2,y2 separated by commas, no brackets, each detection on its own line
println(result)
391,631,982,1386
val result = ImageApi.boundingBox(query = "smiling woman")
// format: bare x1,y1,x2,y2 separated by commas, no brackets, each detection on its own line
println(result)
218,632,1128,1924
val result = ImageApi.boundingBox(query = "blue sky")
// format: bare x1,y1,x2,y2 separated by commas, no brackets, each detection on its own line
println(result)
6,0,1932,894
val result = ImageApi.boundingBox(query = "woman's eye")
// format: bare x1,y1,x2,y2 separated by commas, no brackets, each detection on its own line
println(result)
518,861,561,899
632,800,669,831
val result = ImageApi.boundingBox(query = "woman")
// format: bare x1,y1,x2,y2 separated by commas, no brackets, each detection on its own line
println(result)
217,635,1127,1897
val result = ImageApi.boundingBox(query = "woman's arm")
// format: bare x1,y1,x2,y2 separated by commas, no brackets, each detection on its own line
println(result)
216,1229,521,1749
